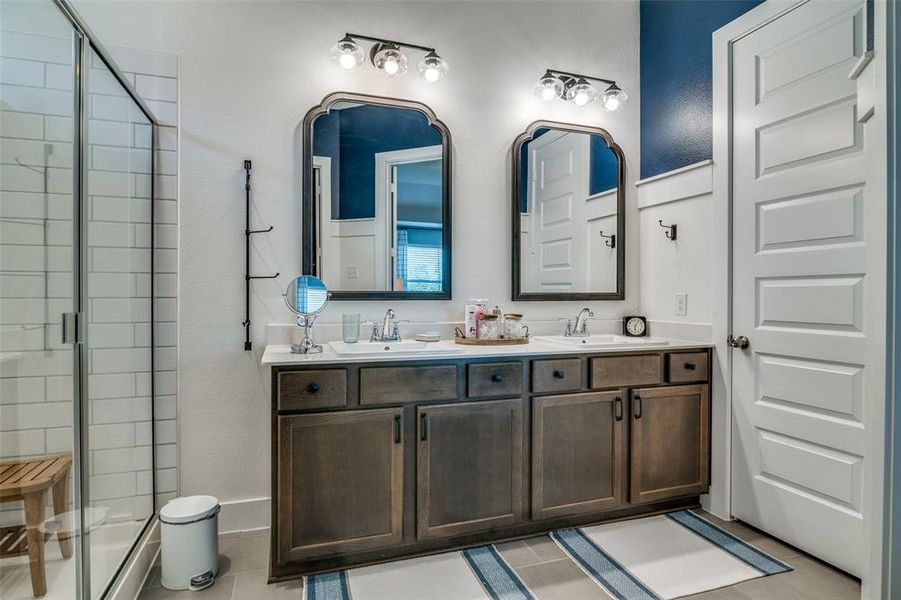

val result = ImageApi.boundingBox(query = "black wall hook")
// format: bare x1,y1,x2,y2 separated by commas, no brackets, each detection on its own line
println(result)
658,220,677,241
599,230,616,248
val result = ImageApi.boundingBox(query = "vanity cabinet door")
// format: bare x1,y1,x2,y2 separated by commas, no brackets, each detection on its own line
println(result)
532,391,625,520
417,400,523,540
277,409,403,562
629,385,709,504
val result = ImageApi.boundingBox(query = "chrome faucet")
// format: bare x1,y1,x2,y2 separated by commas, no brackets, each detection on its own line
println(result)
564,307,594,337
371,308,402,342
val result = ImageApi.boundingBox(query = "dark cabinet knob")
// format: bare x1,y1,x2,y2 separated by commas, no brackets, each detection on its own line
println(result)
491,372,503,383
683,363,696,371
553,370,565,379
307,383,320,393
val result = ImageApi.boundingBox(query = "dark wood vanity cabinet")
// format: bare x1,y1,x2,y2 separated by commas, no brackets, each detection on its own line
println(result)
629,384,710,504
417,400,523,539
532,391,625,520
276,409,403,562
270,347,711,580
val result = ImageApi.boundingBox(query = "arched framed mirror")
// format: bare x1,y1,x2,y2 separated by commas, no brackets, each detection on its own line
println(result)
511,120,625,301
301,92,452,300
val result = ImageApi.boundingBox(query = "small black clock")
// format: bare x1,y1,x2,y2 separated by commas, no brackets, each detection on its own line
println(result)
623,316,648,337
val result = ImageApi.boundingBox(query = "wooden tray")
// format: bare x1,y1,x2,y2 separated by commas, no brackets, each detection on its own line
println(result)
454,336,529,346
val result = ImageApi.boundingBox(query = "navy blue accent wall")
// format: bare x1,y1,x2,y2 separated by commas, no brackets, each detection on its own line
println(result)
589,136,618,195
312,111,341,216
323,104,441,219
640,0,763,179
519,130,618,213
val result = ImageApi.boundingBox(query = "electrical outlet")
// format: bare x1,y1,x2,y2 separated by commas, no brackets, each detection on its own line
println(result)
675,293,688,316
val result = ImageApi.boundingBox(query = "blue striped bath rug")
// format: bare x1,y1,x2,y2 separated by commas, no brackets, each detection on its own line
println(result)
303,544,532,600
550,510,792,600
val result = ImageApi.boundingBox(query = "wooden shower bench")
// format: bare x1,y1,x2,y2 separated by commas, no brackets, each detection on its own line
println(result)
0,454,73,597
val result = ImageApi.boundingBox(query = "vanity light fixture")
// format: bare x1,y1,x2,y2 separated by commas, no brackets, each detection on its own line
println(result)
330,33,448,82
534,68,628,112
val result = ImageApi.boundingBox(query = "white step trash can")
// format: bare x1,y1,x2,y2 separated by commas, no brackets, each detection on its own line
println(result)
160,495,221,591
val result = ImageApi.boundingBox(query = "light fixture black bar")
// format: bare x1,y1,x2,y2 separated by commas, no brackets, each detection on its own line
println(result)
548,68,616,86
346,32,436,54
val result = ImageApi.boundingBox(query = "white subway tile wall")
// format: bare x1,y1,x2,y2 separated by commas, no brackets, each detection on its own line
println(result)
0,26,178,531
0,16,78,533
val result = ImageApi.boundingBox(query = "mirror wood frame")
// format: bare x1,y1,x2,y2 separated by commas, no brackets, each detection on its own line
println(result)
301,92,453,300
511,120,625,301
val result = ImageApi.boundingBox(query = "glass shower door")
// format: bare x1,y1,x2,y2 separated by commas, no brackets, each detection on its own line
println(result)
84,48,154,599
0,2,80,599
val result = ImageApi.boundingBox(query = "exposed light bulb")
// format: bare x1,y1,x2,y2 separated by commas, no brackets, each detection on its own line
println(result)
372,43,407,77
418,51,449,83
329,35,363,70
600,83,628,112
339,52,357,69
533,71,563,102
565,78,597,107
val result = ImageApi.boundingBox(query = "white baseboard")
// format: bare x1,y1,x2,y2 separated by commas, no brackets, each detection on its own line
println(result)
109,518,160,600
219,497,271,533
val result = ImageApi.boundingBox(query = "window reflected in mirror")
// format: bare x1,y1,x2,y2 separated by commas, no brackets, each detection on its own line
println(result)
514,123,623,300
305,95,451,299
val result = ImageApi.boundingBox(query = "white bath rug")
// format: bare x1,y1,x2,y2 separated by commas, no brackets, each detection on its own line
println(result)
303,544,533,600
550,510,792,599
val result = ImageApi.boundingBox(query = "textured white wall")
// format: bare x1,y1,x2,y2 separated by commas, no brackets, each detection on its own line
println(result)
72,0,641,507
636,161,714,340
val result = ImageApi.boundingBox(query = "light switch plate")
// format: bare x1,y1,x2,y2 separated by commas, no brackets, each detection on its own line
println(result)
346,265,358,279
675,293,687,316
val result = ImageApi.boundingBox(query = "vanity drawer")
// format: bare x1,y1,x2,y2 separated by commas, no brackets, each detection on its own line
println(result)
590,355,662,389
467,362,523,398
278,369,347,410
667,352,709,383
360,365,458,405
532,359,582,394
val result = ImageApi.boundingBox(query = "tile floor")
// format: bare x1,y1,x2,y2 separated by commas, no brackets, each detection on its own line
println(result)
137,512,860,600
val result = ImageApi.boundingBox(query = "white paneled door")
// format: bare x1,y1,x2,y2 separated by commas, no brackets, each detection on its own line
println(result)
730,0,872,576
528,131,589,291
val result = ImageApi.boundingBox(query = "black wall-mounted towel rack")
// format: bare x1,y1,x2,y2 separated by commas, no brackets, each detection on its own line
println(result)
243,159,278,350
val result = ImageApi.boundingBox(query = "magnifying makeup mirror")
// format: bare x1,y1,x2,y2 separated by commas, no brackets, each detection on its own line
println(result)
284,275,330,353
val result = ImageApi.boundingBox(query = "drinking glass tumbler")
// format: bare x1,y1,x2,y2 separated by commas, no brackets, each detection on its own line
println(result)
342,313,361,343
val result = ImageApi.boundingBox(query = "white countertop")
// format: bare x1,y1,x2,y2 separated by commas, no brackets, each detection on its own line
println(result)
261,338,713,366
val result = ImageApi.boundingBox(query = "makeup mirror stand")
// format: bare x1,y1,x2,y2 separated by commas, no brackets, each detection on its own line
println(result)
292,314,322,354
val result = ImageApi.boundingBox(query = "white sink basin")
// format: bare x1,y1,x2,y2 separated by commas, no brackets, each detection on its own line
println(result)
329,340,464,356
534,334,669,349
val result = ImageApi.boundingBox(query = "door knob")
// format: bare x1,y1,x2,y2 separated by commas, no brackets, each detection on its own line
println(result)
727,335,750,349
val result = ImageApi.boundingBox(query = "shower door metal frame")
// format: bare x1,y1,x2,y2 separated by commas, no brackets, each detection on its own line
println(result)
49,0,161,597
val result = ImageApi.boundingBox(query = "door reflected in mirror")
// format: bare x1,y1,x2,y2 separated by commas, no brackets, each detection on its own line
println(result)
513,122,624,300
304,93,451,299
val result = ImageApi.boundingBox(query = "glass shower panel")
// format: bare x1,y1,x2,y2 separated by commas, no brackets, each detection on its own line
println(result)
0,1,80,599
84,48,153,598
